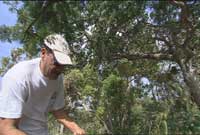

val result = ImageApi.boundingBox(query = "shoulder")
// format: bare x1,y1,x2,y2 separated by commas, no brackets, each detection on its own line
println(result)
3,58,41,81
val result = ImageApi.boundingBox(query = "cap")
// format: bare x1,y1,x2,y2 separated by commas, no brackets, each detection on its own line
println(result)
44,34,72,65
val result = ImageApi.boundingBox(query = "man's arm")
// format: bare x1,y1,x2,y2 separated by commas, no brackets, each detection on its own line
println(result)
52,109,85,135
0,118,27,135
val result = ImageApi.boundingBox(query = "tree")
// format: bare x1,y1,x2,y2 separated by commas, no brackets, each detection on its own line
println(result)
1,1,200,134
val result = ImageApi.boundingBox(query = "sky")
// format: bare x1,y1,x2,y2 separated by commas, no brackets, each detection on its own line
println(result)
0,1,21,59
0,1,22,81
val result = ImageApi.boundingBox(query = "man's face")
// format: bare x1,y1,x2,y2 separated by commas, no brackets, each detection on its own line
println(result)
41,48,66,80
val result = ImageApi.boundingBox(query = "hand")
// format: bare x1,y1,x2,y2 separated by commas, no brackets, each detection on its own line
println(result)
73,128,85,135
52,109,86,135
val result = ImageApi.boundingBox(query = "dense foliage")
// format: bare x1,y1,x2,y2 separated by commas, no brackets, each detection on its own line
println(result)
1,1,200,134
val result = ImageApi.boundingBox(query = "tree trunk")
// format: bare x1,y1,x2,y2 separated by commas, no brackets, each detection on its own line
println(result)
184,72,200,107
179,60,200,107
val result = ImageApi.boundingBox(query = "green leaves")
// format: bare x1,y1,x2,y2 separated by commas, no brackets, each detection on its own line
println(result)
1,1,200,134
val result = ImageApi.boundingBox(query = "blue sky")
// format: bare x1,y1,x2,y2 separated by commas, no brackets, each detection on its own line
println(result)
0,1,22,80
0,1,21,59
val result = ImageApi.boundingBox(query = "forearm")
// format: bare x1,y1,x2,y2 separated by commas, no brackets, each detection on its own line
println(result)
52,109,85,135
57,117,82,133
0,126,27,135
0,118,27,135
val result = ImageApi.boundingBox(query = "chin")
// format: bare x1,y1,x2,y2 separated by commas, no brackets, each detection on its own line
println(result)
51,76,59,80
49,77,58,80
48,74,59,80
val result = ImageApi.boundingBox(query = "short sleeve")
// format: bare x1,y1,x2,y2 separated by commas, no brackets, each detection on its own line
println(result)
0,75,27,118
49,78,65,111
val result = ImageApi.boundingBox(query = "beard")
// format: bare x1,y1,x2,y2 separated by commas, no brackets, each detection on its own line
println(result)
48,69,62,80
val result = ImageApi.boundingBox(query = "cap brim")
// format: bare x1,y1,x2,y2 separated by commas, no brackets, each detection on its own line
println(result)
54,51,73,65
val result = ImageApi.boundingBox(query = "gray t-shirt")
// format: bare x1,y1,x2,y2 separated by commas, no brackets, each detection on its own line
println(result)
0,58,65,135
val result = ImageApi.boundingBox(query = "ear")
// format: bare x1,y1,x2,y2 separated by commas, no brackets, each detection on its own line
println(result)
41,48,47,57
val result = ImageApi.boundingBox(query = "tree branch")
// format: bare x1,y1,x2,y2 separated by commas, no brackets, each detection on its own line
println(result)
22,1,52,41
170,0,191,29
112,52,173,61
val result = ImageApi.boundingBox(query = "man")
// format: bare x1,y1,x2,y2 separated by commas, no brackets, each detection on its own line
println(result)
0,34,85,135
